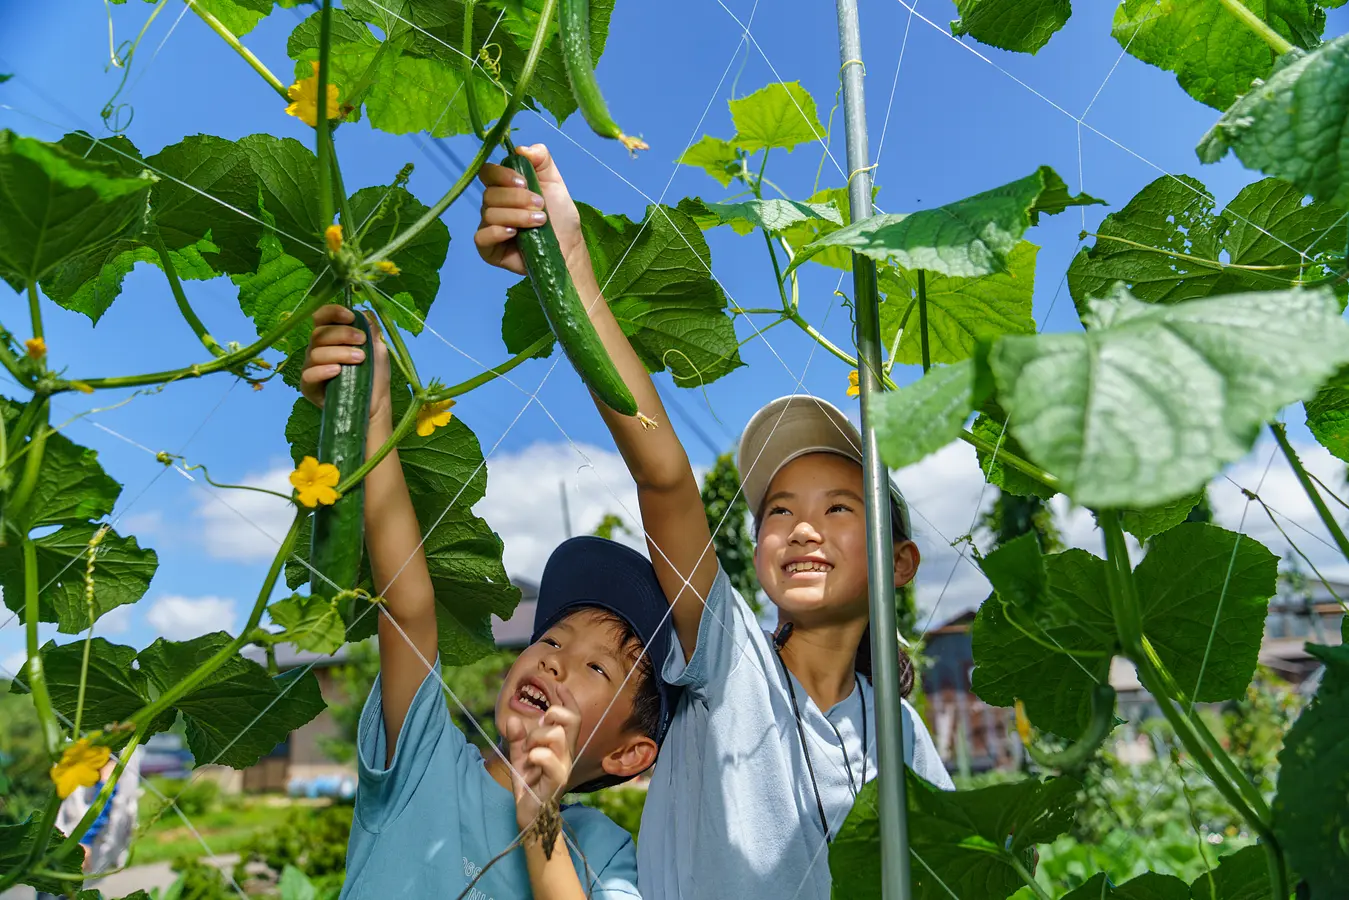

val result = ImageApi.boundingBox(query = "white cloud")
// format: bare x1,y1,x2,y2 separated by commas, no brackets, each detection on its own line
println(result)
195,465,295,562
2,649,27,678
145,595,237,641
118,510,164,537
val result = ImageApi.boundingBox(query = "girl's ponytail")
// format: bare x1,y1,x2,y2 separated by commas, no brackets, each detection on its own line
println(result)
855,623,915,698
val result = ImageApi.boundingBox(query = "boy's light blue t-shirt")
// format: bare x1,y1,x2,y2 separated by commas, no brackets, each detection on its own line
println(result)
339,663,641,900
637,567,954,900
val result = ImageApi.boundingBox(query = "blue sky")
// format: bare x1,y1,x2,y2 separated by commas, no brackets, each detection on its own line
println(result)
2,0,1346,666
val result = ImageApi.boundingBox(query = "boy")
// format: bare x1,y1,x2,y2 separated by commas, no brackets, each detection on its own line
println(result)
301,305,679,899
475,144,953,900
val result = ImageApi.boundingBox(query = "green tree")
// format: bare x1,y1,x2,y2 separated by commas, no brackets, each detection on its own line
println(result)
0,681,49,827
701,453,761,612
979,492,1063,553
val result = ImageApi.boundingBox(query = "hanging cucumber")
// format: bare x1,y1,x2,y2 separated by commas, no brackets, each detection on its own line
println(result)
1024,684,1117,772
309,308,374,622
504,152,641,418
559,0,647,153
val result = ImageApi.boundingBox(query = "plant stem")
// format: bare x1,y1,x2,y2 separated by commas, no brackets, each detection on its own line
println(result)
1271,422,1349,563
1100,511,1143,656
764,232,792,312
917,270,930,374
1007,853,1053,900
365,0,557,265
50,731,144,865
0,335,28,386
128,513,302,732
335,333,552,495
0,793,61,892
152,233,224,358
316,0,336,230
187,0,289,99
958,428,1061,496
10,400,50,526
361,287,423,392
1085,233,1310,277
462,0,488,140
787,311,857,367
27,282,43,340
23,536,61,755
1217,0,1295,55
66,279,337,392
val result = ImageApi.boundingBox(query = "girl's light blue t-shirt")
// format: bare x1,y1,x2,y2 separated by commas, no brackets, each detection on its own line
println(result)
637,567,954,900
339,664,641,900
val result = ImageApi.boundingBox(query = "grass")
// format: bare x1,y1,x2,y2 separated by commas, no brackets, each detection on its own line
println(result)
130,795,292,867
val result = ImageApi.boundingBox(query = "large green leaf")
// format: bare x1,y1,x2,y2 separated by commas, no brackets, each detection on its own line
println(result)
1199,34,1349,207
123,0,278,37
781,185,878,271
347,184,450,332
977,532,1051,622
789,166,1102,278
1061,872,1190,900
1305,365,1349,462
0,130,153,291
676,196,841,236
285,380,516,664
829,772,1077,900
880,241,1037,366
10,639,173,738
950,0,1072,54
138,632,327,768
268,594,346,656
0,815,84,893
971,408,1057,500
1273,643,1349,894
676,136,742,187
989,285,1349,508
1114,0,1325,111
1068,175,1347,313
1119,489,1206,543
870,359,987,470
972,549,1114,737
1134,523,1277,702
0,398,121,528
232,213,324,367
504,201,742,388
1189,845,1269,900
0,525,157,634
728,82,825,153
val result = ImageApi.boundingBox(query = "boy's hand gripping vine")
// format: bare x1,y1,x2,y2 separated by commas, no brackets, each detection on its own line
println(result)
506,680,582,859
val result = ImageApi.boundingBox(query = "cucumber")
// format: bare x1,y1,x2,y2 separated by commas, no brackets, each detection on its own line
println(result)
1025,684,1116,772
505,152,640,418
309,308,374,620
558,0,647,153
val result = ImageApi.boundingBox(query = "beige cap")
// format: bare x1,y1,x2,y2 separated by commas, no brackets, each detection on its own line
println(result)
736,394,912,538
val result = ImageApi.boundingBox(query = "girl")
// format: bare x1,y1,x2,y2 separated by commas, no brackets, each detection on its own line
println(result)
475,144,953,900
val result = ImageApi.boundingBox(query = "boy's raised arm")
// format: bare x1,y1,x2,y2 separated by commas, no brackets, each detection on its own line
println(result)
475,144,717,662
302,306,440,761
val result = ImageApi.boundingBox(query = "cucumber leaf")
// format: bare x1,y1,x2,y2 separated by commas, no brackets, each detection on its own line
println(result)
1273,643,1349,894
676,137,742,187
122,0,277,37
347,184,451,331
1189,845,1269,900
950,0,1072,54
880,241,1037,366
138,632,327,768
1061,872,1190,900
989,285,1349,508
829,772,1078,900
870,359,989,470
20,427,122,529
504,201,742,388
789,166,1102,278
1068,175,1347,313
269,594,346,656
1114,0,1325,111
677,196,841,235
971,408,1057,500
1118,489,1207,543
9,639,173,739
1198,33,1349,207
781,186,878,271
0,815,84,893
1305,365,1349,462
0,524,157,634
728,82,825,153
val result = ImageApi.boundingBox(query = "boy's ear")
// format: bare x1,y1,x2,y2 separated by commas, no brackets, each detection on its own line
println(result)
893,540,920,588
600,734,658,782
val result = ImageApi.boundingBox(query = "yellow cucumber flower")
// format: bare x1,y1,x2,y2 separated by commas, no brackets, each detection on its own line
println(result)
290,456,341,507
50,739,111,799
375,260,400,276
285,60,342,128
846,369,859,398
325,224,343,255
25,337,46,360
1013,700,1033,746
416,399,456,437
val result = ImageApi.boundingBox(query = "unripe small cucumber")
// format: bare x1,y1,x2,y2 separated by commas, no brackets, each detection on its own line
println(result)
309,310,373,621
505,152,639,418
559,0,647,153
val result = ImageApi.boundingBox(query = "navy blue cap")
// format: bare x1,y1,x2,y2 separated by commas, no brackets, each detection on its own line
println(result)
530,535,682,792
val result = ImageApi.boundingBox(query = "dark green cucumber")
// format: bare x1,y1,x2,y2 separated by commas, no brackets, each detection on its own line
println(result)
1025,684,1116,771
505,152,640,417
558,0,647,152
309,309,374,619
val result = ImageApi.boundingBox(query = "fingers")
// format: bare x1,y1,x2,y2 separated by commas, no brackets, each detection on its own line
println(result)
311,303,355,327
479,161,527,189
309,323,368,349
526,746,568,789
514,143,564,187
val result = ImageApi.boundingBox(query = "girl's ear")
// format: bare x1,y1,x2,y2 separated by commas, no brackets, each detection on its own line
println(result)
893,540,920,588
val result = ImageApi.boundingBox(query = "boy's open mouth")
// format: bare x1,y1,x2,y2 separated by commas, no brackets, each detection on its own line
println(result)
783,559,832,574
516,680,551,713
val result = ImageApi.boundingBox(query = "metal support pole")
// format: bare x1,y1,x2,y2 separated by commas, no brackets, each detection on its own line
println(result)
834,2,913,898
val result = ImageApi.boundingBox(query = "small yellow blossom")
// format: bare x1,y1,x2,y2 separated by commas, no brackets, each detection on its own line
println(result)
25,337,46,360
1013,700,1032,746
50,739,111,799
375,260,400,276
71,381,94,394
846,369,859,398
290,456,341,507
285,60,342,128
416,399,456,437
325,224,343,255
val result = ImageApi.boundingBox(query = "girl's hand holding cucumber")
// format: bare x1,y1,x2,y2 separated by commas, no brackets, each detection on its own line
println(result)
302,304,392,435
475,143,590,282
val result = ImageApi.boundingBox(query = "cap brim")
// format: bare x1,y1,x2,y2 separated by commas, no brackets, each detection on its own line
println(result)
736,395,911,537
